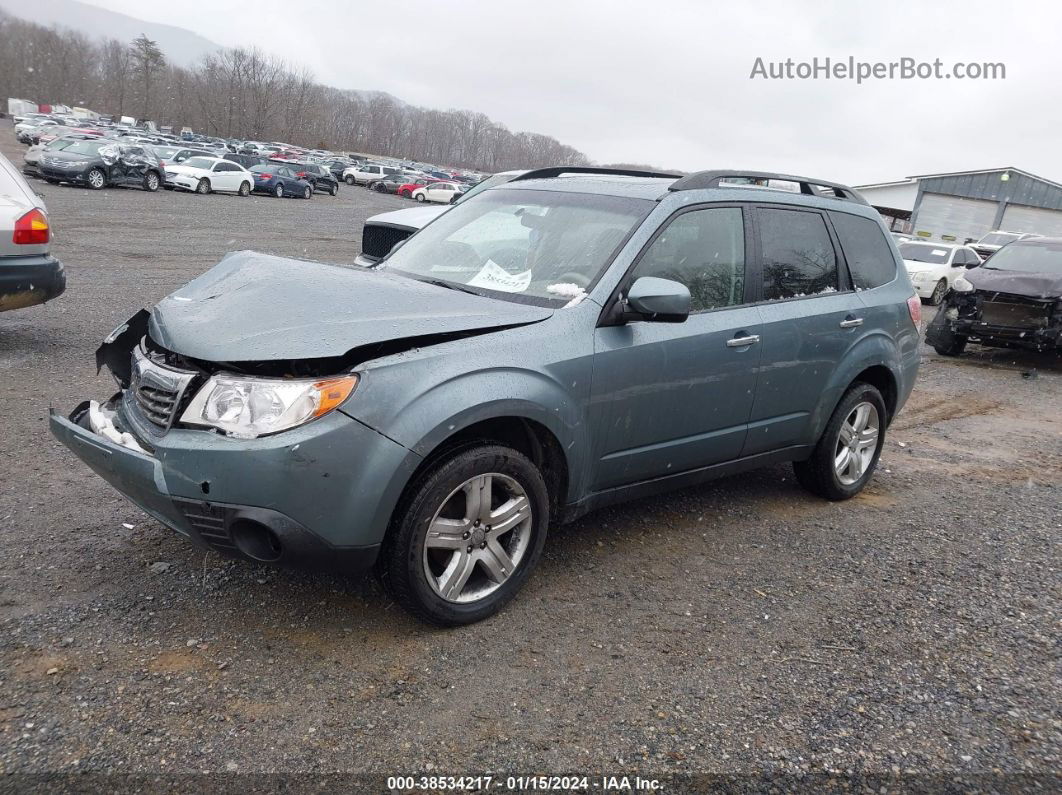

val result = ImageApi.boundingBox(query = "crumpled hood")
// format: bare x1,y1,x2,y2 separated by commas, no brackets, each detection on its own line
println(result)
148,250,553,362
967,266,1062,299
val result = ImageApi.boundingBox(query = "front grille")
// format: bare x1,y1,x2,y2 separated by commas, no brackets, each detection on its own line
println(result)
127,346,197,435
979,294,1051,329
361,223,413,260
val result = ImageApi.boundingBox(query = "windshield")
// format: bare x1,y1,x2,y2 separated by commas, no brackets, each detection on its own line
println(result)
61,140,106,156
181,157,215,169
899,243,951,264
978,232,1021,246
981,240,1062,274
152,146,179,158
382,188,652,305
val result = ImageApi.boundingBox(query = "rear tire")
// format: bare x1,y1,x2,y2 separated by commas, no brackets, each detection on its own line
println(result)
196,178,211,195
793,382,887,501
143,171,160,192
274,182,284,198
345,175,355,185
379,444,549,626
238,181,251,197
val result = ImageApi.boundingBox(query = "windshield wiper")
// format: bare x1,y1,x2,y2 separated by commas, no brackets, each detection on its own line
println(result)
419,277,482,296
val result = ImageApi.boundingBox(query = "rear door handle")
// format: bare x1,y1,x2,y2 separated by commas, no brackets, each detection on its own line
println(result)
839,317,864,328
726,335,761,347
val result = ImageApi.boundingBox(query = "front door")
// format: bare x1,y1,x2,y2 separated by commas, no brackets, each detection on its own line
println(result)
591,205,761,491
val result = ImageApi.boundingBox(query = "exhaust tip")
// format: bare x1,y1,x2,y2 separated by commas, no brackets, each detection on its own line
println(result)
229,519,282,563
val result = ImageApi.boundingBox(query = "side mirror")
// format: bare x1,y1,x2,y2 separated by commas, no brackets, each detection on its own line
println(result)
966,261,980,269
624,277,691,323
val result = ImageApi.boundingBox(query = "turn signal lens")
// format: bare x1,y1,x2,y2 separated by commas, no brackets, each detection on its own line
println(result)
13,208,49,245
311,376,360,418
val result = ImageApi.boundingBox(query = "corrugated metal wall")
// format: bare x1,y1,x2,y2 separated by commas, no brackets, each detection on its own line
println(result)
919,170,1062,211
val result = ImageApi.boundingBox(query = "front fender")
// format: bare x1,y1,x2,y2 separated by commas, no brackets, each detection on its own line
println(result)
343,366,592,502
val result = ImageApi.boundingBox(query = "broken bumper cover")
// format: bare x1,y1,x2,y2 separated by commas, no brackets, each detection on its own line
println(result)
49,399,419,573
926,309,1062,353
0,254,66,312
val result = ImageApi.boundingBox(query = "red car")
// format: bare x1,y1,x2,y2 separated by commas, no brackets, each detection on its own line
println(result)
396,177,450,198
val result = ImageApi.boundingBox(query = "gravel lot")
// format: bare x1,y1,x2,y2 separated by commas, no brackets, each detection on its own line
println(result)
1,123,1059,790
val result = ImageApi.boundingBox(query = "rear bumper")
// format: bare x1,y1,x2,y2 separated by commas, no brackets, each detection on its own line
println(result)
48,398,420,573
0,254,66,311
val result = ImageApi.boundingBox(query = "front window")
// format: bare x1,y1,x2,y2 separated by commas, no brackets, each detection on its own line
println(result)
899,243,951,264
382,188,652,306
182,157,214,169
978,232,1021,246
981,240,1062,275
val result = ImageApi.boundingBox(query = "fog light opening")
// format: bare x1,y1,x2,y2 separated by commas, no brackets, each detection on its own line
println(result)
229,519,282,562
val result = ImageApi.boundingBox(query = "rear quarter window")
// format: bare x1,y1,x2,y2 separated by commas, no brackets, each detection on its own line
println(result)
831,212,897,290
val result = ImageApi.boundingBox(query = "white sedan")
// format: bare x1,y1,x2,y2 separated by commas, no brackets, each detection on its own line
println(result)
899,241,982,305
164,156,253,196
411,181,465,204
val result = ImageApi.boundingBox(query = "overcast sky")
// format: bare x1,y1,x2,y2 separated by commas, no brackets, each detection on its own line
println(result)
85,0,1057,184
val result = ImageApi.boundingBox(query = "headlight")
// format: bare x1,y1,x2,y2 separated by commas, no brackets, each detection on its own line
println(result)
908,271,928,281
180,374,359,438
951,275,975,293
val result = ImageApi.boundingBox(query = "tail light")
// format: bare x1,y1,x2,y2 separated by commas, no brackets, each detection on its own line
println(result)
259,174,272,180
13,208,50,245
906,294,922,328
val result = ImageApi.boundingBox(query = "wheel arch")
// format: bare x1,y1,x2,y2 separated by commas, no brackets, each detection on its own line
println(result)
812,334,903,440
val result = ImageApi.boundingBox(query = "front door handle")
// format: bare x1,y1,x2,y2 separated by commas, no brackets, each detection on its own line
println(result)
726,334,761,347
839,317,864,328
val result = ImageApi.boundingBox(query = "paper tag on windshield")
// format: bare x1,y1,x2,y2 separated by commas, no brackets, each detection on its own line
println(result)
931,249,947,256
467,260,531,293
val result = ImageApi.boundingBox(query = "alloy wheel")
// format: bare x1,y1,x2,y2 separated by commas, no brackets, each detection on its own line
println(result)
422,473,533,603
834,402,880,485
87,169,105,189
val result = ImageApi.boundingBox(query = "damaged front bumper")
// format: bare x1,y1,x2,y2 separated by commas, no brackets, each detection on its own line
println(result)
49,390,416,573
926,292,1062,353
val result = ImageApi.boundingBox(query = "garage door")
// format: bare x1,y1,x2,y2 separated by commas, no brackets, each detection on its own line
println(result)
913,193,998,243
1000,203,1062,236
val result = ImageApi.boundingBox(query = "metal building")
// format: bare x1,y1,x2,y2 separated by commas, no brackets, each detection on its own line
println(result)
855,167,1062,243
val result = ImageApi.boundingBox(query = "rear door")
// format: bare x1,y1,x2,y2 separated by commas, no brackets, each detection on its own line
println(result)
743,205,863,456
591,205,762,489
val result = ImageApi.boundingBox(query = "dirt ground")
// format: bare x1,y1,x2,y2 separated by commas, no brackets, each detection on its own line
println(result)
1,123,1059,790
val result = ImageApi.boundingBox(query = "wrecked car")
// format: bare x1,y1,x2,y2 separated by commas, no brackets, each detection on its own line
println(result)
0,152,65,312
50,167,920,626
38,140,164,192
926,236,1062,356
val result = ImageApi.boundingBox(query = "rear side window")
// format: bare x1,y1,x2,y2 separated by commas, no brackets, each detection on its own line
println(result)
757,208,838,300
632,207,746,312
831,212,897,289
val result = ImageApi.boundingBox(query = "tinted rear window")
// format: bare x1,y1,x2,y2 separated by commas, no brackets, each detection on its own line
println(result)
758,208,839,300
831,212,897,290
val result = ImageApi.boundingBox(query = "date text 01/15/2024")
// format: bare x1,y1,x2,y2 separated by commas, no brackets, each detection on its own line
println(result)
386,775,663,791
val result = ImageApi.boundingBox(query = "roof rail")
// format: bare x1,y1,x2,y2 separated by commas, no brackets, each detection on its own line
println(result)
669,170,868,205
509,166,684,182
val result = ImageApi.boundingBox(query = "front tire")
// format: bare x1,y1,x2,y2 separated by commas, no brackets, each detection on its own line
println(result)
379,445,549,626
793,383,887,501
345,175,355,185
274,182,284,198
302,185,312,199
929,279,948,306
415,192,426,202
86,168,106,190
330,182,339,196
196,178,211,195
